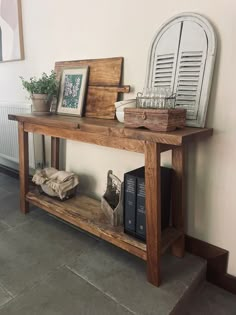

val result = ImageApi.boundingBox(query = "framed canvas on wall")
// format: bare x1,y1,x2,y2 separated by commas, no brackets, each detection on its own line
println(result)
0,0,24,62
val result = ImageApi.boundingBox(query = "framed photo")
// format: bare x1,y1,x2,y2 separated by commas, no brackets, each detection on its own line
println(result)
0,0,24,62
57,66,89,116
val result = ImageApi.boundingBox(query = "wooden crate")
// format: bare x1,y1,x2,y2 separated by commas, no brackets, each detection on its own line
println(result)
124,108,186,132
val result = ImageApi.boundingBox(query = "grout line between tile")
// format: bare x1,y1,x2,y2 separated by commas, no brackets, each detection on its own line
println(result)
0,282,15,299
0,219,34,233
0,220,12,229
65,265,138,315
0,283,16,310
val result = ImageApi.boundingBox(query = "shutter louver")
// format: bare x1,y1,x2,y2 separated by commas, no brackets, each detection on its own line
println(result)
153,53,175,88
175,51,205,119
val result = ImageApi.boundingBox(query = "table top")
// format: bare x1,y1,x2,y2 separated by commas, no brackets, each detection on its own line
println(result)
9,113,213,146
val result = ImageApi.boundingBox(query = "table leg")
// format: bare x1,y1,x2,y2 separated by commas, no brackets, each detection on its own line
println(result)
171,145,185,257
51,137,60,169
145,142,161,286
18,122,29,213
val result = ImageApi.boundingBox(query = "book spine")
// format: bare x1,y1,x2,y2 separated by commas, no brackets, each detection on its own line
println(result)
124,174,136,234
136,177,146,240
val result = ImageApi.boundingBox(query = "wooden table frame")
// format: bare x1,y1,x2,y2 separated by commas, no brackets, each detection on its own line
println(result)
10,114,212,287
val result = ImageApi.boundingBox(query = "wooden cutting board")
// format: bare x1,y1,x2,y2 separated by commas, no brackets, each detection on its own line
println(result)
54,57,130,119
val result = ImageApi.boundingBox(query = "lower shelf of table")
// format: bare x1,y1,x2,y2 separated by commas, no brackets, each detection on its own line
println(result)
26,191,182,260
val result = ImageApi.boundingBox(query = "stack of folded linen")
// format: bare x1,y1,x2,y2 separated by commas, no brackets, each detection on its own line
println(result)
32,167,79,200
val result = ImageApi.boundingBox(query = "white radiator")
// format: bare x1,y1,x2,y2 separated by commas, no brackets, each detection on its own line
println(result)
0,103,35,168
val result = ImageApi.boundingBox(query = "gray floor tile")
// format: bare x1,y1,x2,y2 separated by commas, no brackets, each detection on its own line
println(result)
0,285,13,308
66,242,206,315
19,213,100,255
0,214,98,295
0,220,10,234
0,176,20,194
0,192,45,228
0,187,11,199
0,174,12,182
185,282,236,315
0,267,131,315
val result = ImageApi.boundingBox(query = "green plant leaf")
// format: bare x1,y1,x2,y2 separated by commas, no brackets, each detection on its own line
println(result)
20,70,59,97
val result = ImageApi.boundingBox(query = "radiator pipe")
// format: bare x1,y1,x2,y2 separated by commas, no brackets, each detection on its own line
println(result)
42,135,46,168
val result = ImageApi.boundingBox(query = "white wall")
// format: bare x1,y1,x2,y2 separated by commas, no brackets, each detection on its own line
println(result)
0,0,235,276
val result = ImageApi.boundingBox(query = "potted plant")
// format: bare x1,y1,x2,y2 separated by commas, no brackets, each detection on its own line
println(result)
20,71,58,115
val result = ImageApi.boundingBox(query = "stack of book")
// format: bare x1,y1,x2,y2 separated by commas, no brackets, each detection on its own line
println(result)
124,166,172,241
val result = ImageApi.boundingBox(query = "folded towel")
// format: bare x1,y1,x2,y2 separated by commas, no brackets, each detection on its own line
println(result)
50,170,75,183
32,168,79,200
32,168,58,185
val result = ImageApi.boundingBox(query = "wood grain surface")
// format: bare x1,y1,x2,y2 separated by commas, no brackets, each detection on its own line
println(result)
145,142,161,286
171,145,185,257
124,108,186,132
54,57,123,86
51,137,60,169
18,122,29,213
54,57,129,119
8,114,213,146
24,123,145,153
26,190,181,260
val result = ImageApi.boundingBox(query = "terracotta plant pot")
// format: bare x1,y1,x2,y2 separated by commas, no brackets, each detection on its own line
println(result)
31,94,53,115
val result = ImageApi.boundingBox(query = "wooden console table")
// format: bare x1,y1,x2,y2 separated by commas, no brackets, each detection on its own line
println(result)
8,113,212,286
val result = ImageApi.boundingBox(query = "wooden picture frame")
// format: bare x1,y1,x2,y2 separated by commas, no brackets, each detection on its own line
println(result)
57,66,89,116
0,0,24,62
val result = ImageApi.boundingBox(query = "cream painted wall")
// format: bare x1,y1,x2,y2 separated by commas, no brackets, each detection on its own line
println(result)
0,0,235,275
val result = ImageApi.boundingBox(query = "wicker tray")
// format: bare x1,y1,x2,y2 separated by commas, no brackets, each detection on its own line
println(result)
37,185,77,201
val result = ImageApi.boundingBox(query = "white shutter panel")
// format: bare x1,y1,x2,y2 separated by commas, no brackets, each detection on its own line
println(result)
173,21,208,121
146,22,181,92
145,13,216,127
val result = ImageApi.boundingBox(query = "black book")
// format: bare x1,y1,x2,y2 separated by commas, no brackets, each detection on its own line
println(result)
136,175,146,239
124,167,144,235
135,167,172,241
124,166,172,241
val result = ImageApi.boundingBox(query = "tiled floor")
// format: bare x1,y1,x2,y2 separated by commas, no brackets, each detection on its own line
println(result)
186,282,236,315
0,172,235,314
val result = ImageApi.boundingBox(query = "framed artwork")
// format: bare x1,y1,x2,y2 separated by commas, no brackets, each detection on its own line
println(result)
0,0,24,62
57,66,89,116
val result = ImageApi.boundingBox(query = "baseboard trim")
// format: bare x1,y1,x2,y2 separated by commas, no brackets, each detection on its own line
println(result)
186,235,236,295
0,164,19,178
0,164,33,180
